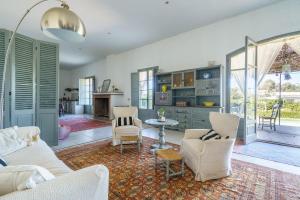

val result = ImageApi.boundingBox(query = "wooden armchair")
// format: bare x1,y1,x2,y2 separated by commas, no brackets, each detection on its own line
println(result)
259,104,280,131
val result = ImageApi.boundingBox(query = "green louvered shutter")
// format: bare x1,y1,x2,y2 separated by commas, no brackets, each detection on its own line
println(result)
0,31,5,104
131,72,139,107
37,41,58,146
0,30,11,128
11,35,35,126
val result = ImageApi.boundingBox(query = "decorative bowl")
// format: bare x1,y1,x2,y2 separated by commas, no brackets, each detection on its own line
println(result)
202,72,212,79
203,101,215,107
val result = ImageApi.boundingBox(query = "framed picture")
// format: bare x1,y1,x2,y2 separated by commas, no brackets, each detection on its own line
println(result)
101,79,111,92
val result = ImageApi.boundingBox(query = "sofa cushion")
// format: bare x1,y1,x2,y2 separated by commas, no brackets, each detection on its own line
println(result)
0,165,55,196
4,140,72,176
115,125,139,136
0,127,27,156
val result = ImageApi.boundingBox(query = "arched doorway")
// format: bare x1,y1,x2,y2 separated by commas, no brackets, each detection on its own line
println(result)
226,32,300,147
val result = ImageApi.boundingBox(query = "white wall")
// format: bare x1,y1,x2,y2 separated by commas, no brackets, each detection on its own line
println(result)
70,59,107,90
71,0,300,105
59,69,73,99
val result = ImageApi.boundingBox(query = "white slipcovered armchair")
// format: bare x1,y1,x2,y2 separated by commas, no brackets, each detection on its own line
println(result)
180,112,240,182
112,106,142,146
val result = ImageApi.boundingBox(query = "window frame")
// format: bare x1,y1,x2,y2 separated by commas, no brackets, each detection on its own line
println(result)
138,67,157,110
79,76,95,106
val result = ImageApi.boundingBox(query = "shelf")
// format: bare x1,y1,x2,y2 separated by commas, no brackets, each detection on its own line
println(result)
173,96,196,98
196,106,223,109
157,82,171,84
172,87,195,90
196,94,220,97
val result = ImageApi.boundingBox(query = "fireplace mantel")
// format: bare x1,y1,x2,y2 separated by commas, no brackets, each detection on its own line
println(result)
93,92,124,119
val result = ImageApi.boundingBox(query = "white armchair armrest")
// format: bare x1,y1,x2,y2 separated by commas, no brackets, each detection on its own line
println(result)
183,129,209,139
0,165,109,200
201,139,236,164
112,119,116,132
133,118,142,129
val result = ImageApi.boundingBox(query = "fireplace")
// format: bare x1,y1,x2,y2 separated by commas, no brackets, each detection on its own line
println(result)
93,93,124,119
94,96,109,117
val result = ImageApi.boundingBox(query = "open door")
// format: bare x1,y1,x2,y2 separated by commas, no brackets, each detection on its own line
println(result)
244,36,258,144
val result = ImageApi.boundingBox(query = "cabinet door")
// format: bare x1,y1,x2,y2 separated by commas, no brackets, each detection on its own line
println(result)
191,109,211,129
172,72,182,88
36,41,59,146
11,35,35,127
183,71,194,87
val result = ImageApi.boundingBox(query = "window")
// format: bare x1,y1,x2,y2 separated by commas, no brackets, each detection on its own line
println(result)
139,69,154,109
79,77,95,105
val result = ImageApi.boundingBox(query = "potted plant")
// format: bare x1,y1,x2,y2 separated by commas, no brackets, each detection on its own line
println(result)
157,108,166,122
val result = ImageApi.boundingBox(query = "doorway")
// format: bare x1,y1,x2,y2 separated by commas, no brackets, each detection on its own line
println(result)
227,32,300,147
257,44,300,147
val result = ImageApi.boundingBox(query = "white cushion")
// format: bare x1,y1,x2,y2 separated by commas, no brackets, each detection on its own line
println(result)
115,125,139,136
4,140,72,176
210,112,239,138
15,126,40,145
0,127,27,156
113,107,138,118
0,165,55,196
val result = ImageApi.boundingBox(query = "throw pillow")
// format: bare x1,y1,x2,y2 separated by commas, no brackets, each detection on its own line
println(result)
0,127,27,156
117,116,134,126
200,129,221,140
200,129,230,141
0,165,55,196
0,156,7,167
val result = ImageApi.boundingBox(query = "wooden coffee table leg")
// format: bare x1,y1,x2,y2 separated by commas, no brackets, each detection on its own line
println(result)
120,140,123,154
138,139,140,152
181,159,185,176
166,160,170,181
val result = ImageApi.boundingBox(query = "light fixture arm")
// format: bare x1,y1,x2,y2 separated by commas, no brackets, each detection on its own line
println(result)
0,0,68,128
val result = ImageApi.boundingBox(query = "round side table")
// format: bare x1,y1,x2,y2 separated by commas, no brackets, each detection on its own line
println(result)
145,118,178,151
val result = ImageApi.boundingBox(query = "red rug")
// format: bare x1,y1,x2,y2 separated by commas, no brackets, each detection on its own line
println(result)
56,137,300,200
58,116,111,132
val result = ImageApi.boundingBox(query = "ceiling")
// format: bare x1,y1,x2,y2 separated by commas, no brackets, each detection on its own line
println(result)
0,0,282,69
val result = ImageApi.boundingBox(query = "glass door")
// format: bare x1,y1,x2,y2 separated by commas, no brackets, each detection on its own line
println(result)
183,71,195,87
244,36,258,144
172,72,182,88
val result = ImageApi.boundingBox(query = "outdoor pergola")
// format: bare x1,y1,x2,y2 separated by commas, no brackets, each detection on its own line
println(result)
269,43,300,74
262,43,300,125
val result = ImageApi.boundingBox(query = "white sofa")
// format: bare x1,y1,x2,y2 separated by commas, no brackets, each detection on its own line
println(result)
0,127,109,200
112,106,143,146
180,112,240,182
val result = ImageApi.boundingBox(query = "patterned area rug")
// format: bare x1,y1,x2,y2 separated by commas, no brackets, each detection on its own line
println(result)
56,137,300,200
58,116,111,132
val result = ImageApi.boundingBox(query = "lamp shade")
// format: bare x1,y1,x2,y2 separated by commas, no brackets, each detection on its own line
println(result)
41,6,86,42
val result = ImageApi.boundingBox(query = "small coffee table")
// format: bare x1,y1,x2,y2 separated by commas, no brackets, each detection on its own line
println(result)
145,119,178,151
155,149,184,181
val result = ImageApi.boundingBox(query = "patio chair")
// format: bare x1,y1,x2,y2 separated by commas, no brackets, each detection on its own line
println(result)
259,104,280,131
